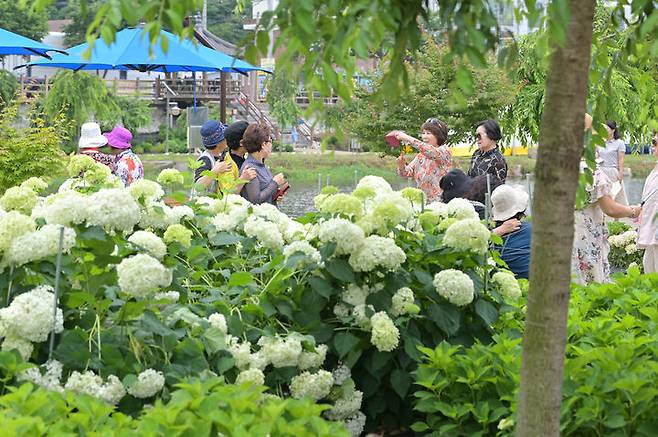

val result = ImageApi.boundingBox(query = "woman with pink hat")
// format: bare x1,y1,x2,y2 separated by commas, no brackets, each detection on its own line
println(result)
105,126,143,187
78,122,116,172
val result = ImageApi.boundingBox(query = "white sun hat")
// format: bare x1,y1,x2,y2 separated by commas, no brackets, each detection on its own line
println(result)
78,122,109,149
491,184,529,222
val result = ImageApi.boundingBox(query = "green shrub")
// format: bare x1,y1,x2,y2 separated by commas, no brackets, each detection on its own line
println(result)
0,379,348,436
412,271,658,436
0,103,68,193
0,71,18,108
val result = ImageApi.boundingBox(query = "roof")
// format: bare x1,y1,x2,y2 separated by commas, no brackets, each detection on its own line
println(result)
193,25,237,57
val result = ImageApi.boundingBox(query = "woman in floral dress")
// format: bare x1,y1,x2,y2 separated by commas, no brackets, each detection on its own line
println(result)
572,169,641,284
395,118,452,203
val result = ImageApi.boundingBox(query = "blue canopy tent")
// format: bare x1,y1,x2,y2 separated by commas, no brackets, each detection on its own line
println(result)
21,27,268,74
0,27,68,58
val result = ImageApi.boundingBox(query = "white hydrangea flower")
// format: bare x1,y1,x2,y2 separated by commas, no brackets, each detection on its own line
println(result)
116,254,172,297
20,177,49,193
0,211,36,253
355,176,393,196
251,203,288,228
345,412,367,437
425,201,449,218
298,344,328,370
348,235,406,272
318,218,365,256
367,192,414,228
433,269,475,307
17,360,64,393
138,202,176,230
249,351,269,371
86,189,141,234
4,224,76,266
226,335,252,369
325,390,363,421
318,193,364,218
128,230,167,260
370,312,400,352
154,291,180,302
446,198,480,220
1,336,34,360
195,196,221,214
128,179,165,203
332,364,351,386
443,219,490,255
0,285,64,347
609,230,636,247
289,370,334,400
163,224,193,248
283,240,322,267
352,304,374,329
333,303,350,318
391,287,415,317
283,220,309,243
171,205,194,223
0,186,38,215
156,168,185,186
207,313,228,334
32,191,89,226
243,215,284,250
210,205,249,234
98,375,127,404
258,336,302,368
64,370,103,397
126,369,165,398
492,271,522,301
235,368,265,386
625,243,638,254
341,284,370,306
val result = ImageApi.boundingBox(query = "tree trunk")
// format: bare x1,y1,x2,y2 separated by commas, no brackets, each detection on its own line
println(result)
517,1,596,436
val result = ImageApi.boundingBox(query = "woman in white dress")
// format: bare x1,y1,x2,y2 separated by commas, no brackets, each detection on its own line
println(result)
596,120,628,205
638,130,658,273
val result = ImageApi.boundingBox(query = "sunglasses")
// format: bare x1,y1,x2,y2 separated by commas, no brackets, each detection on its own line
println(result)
425,118,440,125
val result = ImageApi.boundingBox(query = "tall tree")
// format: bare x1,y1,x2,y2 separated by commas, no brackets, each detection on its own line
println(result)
516,1,596,435
0,0,48,41
206,0,253,45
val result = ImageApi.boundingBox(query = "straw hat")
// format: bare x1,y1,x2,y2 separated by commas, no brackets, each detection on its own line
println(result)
491,185,529,221
78,122,108,149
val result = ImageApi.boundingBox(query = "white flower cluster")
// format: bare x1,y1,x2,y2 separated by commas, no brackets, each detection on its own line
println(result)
211,205,249,234
443,219,490,255
609,230,639,254
332,364,351,386
116,254,172,297
154,291,180,302
289,370,334,400
317,193,364,218
86,189,141,234
341,284,370,306
138,202,190,230
446,198,480,220
492,271,522,301
348,235,406,272
243,215,284,250
354,176,393,196
370,312,400,352
3,224,76,266
226,335,253,369
235,368,265,386
325,390,363,421
20,177,49,193
345,412,367,437
32,191,89,226
163,224,193,248
126,369,165,398
156,168,185,186
128,230,167,260
368,192,414,228
0,186,38,215
391,287,416,317
18,360,64,393
318,218,365,256
283,240,322,267
433,269,475,307
298,344,328,370
65,370,126,404
207,313,228,334
0,211,35,254
128,179,165,203
0,285,64,359
257,335,303,368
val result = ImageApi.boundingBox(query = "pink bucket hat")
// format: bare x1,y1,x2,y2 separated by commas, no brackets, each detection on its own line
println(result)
104,126,133,149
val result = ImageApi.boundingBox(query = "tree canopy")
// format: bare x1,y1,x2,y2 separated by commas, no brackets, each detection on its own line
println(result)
0,0,48,41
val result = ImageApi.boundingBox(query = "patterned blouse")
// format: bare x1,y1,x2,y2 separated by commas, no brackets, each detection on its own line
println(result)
80,149,116,173
115,150,144,187
397,139,452,203
468,147,508,183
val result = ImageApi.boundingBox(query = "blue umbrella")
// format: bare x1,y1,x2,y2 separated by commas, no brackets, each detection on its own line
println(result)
0,27,67,59
21,27,269,74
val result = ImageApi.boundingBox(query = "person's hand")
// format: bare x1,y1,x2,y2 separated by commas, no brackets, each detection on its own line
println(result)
397,154,406,168
212,160,232,174
273,173,286,185
241,167,257,181
395,131,407,141
495,219,521,236
629,205,641,219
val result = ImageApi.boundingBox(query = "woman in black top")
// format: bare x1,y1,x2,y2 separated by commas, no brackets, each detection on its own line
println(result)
468,119,508,183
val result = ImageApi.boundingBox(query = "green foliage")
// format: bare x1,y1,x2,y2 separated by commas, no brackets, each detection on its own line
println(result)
0,379,347,436
341,40,516,150
412,271,658,435
206,0,254,45
0,103,67,193
0,71,19,109
606,221,644,271
114,96,153,134
0,0,48,41
265,70,303,129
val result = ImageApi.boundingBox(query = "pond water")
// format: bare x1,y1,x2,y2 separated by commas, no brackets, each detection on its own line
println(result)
278,175,647,218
